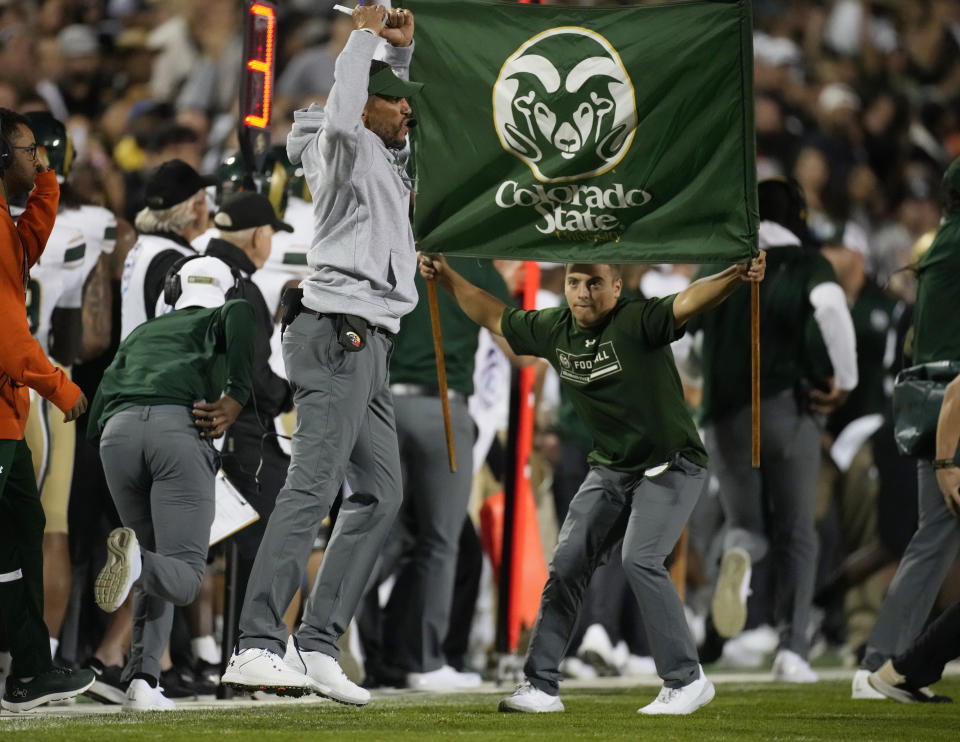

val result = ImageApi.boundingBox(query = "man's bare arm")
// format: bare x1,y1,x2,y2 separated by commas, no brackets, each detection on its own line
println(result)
672,251,766,328
419,253,508,337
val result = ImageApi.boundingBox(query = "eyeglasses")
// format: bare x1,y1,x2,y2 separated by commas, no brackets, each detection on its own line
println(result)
11,143,38,159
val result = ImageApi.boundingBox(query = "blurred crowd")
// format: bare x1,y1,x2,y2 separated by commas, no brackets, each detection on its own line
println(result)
0,0,959,710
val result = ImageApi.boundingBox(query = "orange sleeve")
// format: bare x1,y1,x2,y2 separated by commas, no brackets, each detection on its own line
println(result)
17,170,60,267
0,199,80,413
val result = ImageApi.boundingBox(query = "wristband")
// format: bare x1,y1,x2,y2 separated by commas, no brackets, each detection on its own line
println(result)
933,458,958,470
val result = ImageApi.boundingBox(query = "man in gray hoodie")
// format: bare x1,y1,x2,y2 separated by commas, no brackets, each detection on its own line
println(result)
221,4,420,706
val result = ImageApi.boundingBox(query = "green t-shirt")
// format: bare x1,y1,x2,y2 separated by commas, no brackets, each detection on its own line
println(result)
913,214,960,364
390,258,512,396
89,300,255,438
692,245,838,424
501,296,707,473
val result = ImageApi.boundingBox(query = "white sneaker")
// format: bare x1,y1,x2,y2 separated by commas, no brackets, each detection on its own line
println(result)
498,680,564,713
852,668,886,699
221,646,312,696
576,623,618,675
95,528,142,613
406,665,481,691
284,635,370,706
720,639,764,669
772,649,818,683
711,547,751,638
122,678,175,711
559,656,598,680
620,655,658,677
638,665,715,715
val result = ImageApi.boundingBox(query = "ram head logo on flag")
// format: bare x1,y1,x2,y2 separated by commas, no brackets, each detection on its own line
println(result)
403,0,758,265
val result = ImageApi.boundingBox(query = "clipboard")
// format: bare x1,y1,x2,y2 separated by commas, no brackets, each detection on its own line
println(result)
210,470,261,546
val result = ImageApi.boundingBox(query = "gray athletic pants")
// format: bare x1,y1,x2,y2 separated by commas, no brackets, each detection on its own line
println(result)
238,312,402,659
862,460,960,671
525,457,706,694
702,390,820,657
382,392,475,673
99,405,217,681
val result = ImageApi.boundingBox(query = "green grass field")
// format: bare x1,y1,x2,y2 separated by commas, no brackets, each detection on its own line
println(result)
2,679,959,741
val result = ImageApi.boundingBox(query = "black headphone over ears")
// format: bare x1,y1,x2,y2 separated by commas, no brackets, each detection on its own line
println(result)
163,254,243,307
0,131,11,173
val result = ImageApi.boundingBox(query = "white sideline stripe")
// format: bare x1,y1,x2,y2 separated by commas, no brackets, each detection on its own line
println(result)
3,663,959,720
0,569,23,583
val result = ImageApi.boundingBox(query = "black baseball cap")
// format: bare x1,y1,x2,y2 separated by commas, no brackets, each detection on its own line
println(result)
213,191,293,233
368,60,423,99
144,158,217,210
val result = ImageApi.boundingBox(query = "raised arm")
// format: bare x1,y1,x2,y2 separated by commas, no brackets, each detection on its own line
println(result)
672,251,766,328
419,253,508,337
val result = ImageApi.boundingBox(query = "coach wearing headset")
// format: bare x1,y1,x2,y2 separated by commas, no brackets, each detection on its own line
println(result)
88,256,255,711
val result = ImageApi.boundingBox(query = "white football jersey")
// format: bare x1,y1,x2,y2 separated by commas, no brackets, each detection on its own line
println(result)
19,204,117,356
120,234,195,340
252,196,312,316
25,223,87,356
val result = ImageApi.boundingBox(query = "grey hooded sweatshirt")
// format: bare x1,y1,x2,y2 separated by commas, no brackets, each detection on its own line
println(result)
286,30,417,334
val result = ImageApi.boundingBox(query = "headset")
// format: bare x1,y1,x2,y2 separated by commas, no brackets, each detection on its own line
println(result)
162,254,243,308
0,134,10,173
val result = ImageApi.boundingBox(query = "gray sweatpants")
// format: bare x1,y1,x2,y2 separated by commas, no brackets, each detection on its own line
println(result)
382,393,476,673
862,460,960,671
703,390,820,657
525,458,706,694
99,405,217,681
238,312,402,658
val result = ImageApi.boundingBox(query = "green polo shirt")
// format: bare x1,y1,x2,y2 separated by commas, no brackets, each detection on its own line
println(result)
89,300,255,438
501,296,707,473
693,245,837,424
913,214,960,364
390,258,512,396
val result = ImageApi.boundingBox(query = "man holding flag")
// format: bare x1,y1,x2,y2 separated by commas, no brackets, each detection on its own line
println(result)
419,251,764,715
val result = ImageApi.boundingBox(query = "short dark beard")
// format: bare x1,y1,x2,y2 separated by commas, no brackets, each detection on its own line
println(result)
366,119,406,150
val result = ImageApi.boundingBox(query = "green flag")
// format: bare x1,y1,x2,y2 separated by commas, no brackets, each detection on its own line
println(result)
404,0,757,263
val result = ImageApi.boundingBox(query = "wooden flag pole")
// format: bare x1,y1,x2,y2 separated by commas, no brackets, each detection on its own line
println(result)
751,282,760,468
427,277,456,473
669,526,689,602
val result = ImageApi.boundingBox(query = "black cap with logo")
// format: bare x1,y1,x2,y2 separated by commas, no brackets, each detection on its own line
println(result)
144,158,217,210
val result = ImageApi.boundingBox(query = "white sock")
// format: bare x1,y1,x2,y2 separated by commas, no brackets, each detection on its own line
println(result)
191,635,219,665
49,637,59,660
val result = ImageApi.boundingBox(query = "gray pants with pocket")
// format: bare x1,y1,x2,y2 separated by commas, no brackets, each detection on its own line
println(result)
862,460,960,671
99,405,217,681
381,392,476,674
238,312,402,659
525,458,706,694
702,389,820,657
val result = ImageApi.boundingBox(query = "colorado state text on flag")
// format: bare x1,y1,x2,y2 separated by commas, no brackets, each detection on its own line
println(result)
403,0,758,263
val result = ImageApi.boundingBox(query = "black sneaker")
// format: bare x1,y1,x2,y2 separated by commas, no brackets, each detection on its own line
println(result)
1,666,96,712
193,660,220,696
85,658,127,705
159,667,198,700
868,660,954,703
193,660,223,695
